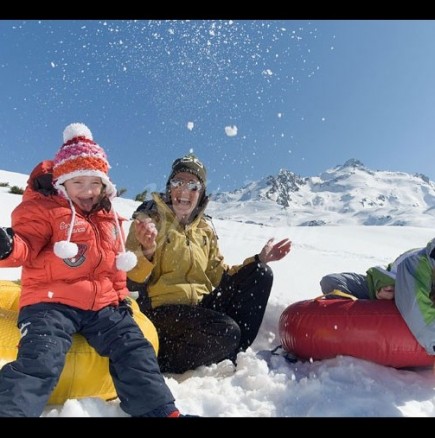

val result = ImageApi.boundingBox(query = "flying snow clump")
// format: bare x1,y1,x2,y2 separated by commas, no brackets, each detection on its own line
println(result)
225,125,238,137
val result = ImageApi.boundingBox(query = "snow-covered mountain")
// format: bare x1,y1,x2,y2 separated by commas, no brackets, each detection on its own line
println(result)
3,159,435,228
208,159,435,227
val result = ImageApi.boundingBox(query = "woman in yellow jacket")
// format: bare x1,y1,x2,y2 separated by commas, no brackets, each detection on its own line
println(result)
126,153,291,373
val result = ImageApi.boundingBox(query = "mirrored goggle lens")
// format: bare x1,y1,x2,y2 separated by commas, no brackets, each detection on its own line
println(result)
170,179,202,191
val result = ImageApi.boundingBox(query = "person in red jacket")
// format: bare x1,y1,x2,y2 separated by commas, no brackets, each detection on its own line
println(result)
0,123,189,418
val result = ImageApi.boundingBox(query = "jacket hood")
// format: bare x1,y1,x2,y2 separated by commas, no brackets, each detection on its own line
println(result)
23,160,57,202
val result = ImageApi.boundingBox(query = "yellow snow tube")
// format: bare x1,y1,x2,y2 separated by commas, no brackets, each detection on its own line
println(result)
0,280,159,405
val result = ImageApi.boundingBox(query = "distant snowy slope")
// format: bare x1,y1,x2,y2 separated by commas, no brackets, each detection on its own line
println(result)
0,170,29,227
0,170,28,188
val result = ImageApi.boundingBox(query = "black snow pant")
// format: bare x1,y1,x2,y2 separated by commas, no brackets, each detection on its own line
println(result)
0,301,175,417
136,261,273,374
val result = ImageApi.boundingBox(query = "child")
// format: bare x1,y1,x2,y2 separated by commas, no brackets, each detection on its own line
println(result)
0,123,187,417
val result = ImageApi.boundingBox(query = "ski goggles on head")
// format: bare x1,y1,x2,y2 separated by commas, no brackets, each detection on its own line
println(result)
169,178,202,192
172,155,205,170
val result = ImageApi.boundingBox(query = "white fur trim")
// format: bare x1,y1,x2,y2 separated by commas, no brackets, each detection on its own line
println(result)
54,241,79,259
63,123,93,142
116,251,138,271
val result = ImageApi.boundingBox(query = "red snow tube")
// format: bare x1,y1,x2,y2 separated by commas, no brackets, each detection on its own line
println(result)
279,298,435,368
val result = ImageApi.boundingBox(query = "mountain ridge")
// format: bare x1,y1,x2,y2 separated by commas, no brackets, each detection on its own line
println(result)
208,159,435,227
2,159,435,228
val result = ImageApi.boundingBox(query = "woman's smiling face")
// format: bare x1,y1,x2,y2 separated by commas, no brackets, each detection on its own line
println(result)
169,172,202,224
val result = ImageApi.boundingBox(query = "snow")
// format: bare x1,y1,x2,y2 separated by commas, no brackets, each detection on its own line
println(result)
224,125,238,137
1,170,435,417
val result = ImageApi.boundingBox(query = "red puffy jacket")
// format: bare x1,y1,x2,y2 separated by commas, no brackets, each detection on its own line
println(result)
0,161,129,311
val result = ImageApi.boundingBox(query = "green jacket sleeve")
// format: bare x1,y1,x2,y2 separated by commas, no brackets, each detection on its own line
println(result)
365,266,396,299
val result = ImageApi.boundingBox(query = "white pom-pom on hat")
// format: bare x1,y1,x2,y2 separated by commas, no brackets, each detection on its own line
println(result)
116,251,138,272
54,241,79,259
63,123,93,143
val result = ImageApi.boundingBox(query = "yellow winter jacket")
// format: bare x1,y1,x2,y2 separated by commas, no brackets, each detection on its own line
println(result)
126,193,255,308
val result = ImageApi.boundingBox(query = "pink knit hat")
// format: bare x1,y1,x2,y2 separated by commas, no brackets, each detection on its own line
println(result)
53,123,117,199
52,123,137,272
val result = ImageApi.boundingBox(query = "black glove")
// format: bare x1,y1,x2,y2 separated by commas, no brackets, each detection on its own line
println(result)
0,227,14,260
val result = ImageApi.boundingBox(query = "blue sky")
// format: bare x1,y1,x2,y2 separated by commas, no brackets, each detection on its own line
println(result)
1,20,435,198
